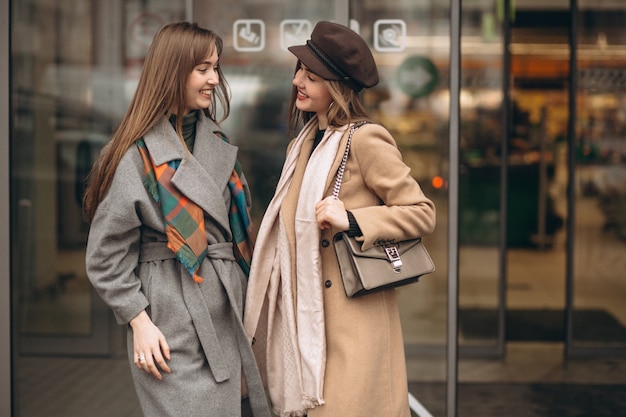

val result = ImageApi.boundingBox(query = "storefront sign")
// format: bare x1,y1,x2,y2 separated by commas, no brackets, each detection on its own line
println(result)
396,55,439,98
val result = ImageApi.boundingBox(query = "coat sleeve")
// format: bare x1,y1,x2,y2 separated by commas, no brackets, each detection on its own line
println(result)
346,123,436,250
85,149,149,325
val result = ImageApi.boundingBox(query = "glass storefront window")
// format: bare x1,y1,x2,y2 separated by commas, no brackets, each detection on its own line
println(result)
194,1,337,220
573,2,626,350
457,0,504,354
504,2,570,353
12,0,185,415
349,2,451,414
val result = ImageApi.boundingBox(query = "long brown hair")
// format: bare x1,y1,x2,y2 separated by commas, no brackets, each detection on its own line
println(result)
82,22,230,222
287,61,373,138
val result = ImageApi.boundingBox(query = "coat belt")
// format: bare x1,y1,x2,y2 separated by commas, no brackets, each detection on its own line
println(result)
137,240,236,383
138,241,235,263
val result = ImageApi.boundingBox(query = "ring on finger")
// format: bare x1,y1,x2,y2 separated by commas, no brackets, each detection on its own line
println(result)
138,355,146,362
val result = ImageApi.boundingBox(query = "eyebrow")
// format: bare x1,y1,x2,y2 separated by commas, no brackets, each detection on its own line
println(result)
199,59,218,66
300,64,320,79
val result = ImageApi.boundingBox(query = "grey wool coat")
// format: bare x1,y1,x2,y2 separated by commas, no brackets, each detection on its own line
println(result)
86,113,270,417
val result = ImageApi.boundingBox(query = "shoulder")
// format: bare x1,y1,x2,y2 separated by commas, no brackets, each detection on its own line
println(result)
347,122,405,173
351,122,398,151
104,143,145,199
95,144,149,216
117,142,144,174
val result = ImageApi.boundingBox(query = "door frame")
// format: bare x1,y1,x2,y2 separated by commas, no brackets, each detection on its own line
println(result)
1,0,11,414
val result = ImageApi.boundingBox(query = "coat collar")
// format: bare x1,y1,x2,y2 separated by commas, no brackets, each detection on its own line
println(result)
142,113,238,233
285,123,351,215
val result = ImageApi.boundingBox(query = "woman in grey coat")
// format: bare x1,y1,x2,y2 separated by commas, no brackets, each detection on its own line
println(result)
83,22,269,417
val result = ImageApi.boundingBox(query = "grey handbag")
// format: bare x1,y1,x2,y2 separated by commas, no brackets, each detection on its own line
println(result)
332,122,435,298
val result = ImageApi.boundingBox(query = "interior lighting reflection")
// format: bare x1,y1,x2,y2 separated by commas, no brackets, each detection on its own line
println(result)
432,175,447,190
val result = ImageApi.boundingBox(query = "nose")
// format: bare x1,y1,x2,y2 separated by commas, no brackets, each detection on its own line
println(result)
292,69,303,87
208,69,219,85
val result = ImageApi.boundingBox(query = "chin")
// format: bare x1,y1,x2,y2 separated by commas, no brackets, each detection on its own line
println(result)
295,103,309,112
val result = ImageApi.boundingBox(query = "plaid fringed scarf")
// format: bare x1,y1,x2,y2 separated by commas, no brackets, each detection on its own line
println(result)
217,132,255,276
136,136,254,283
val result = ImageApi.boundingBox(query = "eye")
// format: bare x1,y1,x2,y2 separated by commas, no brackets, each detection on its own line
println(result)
300,68,314,81
307,71,319,82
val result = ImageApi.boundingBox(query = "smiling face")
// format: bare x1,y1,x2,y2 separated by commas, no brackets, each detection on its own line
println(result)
183,49,220,115
292,63,334,128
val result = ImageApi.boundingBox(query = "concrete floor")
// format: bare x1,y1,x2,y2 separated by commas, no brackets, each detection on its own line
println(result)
15,347,626,417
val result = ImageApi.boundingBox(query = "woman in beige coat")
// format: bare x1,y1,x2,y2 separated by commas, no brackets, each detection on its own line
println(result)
244,21,436,417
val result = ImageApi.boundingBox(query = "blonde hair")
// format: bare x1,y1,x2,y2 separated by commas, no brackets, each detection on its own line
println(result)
83,22,230,221
287,61,373,137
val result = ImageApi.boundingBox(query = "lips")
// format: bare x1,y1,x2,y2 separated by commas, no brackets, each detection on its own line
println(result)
297,90,308,100
200,89,212,98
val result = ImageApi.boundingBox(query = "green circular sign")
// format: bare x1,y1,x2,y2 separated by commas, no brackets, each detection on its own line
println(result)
396,56,439,99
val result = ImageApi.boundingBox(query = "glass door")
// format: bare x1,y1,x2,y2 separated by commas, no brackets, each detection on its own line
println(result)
193,1,339,221
504,1,570,348
195,1,451,415
456,0,507,357
13,0,111,356
570,1,626,356
11,0,185,416
12,0,186,357
11,0,454,415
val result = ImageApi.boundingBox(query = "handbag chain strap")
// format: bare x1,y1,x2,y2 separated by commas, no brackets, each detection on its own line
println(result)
330,121,406,271
332,121,367,199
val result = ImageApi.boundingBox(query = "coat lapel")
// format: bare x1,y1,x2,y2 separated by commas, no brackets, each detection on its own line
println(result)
323,127,350,195
142,114,238,235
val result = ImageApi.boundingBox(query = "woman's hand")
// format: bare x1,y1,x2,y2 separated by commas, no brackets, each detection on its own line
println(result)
315,196,350,231
130,310,171,380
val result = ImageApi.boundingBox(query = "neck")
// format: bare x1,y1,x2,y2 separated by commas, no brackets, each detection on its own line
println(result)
316,113,328,130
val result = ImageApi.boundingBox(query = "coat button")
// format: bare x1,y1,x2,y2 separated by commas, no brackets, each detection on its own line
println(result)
324,280,332,288
321,239,330,247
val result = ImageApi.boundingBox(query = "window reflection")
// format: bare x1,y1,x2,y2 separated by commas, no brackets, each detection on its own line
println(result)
574,6,626,346
11,0,183,342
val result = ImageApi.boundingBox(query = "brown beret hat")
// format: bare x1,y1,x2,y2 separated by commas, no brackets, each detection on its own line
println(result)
288,21,379,91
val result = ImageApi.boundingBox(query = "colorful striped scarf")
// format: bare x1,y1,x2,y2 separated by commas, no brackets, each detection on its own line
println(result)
136,135,254,283
217,132,255,277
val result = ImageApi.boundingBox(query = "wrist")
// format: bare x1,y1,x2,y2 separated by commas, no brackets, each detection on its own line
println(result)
129,310,149,328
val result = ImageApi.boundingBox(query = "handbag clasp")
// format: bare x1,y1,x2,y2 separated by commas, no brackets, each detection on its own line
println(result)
384,244,403,273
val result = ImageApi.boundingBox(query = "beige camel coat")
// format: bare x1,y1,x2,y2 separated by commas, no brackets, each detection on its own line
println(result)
245,123,436,417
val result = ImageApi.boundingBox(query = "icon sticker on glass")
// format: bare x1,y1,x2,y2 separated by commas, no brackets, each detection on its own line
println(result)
280,20,312,51
374,19,406,52
233,19,265,52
